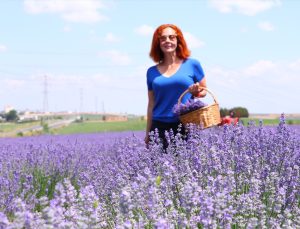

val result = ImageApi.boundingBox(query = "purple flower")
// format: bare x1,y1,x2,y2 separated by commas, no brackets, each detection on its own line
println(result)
173,98,207,116
0,120,299,227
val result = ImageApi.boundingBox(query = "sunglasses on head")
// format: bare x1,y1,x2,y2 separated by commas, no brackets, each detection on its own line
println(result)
159,34,177,42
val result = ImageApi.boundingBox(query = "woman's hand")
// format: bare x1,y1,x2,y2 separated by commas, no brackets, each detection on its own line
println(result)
144,135,150,148
188,82,202,97
188,77,207,98
188,78,207,98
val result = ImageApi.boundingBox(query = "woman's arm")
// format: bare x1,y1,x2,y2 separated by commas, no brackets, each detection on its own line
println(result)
145,90,155,144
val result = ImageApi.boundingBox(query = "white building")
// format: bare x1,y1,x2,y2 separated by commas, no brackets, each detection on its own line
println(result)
4,105,14,113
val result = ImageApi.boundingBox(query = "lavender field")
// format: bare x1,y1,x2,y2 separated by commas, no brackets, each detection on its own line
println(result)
0,118,300,228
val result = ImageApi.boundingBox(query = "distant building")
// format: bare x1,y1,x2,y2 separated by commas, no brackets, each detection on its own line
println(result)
4,105,14,113
18,113,39,122
141,115,147,120
102,114,128,122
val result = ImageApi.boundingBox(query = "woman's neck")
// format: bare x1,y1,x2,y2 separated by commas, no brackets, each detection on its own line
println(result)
161,53,181,66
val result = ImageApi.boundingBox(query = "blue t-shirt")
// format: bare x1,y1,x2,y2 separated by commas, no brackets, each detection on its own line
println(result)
147,58,205,123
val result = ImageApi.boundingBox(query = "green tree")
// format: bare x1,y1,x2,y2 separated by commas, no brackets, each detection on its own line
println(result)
230,107,249,118
220,107,249,118
5,109,19,122
220,108,229,117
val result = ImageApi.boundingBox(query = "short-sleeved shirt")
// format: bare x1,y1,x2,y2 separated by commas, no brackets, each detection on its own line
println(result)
147,58,205,123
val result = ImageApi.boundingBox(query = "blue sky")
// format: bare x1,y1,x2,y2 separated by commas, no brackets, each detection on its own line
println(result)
0,0,299,115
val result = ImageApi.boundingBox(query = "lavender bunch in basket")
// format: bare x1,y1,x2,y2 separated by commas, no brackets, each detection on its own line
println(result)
173,98,207,116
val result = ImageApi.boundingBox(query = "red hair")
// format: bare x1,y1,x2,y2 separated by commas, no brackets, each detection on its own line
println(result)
149,24,191,63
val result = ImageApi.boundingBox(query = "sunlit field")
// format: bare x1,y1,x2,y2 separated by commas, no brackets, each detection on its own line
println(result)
55,119,147,135
1,116,300,138
0,121,40,134
0,118,299,227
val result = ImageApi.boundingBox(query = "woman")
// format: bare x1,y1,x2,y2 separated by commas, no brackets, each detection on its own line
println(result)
145,24,207,148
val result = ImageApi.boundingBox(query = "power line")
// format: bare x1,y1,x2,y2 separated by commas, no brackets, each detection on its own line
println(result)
43,75,49,113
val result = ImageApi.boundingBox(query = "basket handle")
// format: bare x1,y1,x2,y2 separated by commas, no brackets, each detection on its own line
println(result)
177,87,219,106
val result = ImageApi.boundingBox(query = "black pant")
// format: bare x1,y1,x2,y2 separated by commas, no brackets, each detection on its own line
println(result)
150,120,186,150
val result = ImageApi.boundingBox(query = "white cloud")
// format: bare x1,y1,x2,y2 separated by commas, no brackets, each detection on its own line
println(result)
243,60,276,76
24,0,108,23
183,32,205,49
207,59,300,113
135,24,154,36
104,33,121,43
240,27,249,33
98,50,132,66
63,25,72,32
3,79,25,89
208,0,281,16
207,59,295,91
258,21,275,31
0,44,7,52
0,76,24,96
288,59,300,70
46,73,112,89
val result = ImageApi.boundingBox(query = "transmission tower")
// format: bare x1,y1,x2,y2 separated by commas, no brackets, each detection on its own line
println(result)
80,88,83,113
102,101,105,114
43,75,49,113
95,96,98,113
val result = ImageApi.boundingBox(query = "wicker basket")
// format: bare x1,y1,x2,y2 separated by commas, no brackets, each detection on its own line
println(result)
178,87,221,128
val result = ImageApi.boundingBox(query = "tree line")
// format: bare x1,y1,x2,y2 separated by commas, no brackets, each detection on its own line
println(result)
220,107,249,118
0,110,19,122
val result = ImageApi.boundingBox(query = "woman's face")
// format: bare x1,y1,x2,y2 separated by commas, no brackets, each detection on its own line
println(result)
159,27,178,54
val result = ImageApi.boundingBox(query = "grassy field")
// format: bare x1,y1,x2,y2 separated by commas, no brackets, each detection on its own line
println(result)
55,119,147,135
56,117,300,135
239,117,300,125
1,116,299,137
0,121,40,133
